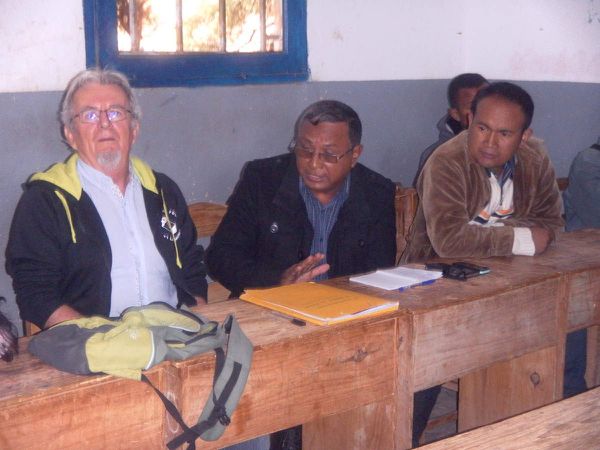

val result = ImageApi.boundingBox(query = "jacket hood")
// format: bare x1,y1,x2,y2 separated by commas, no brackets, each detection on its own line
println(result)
29,154,158,199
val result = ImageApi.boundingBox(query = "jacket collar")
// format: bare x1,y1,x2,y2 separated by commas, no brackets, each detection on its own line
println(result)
29,153,158,199
272,154,307,215
272,153,372,224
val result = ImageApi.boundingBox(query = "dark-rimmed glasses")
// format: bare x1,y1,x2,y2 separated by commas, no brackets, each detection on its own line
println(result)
289,140,355,164
72,107,132,124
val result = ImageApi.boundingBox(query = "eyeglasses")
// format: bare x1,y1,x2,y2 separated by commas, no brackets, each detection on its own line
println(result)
289,141,355,164
72,107,132,124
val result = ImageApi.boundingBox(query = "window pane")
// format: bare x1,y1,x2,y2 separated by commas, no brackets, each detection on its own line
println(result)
117,0,283,54
225,0,259,53
117,0,179,53
266,0,283,52
183,0,221,52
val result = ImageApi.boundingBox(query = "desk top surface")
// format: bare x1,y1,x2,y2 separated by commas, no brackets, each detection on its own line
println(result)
334,228,600,314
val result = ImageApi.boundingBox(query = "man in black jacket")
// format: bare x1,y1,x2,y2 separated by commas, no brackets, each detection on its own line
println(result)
6,69,207,330
206,100,397,297
207,100,396,449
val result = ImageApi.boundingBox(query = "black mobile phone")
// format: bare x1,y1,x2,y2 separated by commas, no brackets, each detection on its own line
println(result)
426,261,491,281
454,262,490,275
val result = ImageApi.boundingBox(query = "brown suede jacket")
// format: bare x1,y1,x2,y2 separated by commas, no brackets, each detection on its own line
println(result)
402,131,564,262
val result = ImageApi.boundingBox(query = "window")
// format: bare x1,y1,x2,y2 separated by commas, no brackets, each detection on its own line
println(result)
83,0,308,87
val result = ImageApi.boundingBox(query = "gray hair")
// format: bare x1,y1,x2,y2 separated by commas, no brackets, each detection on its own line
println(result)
59,68,141,129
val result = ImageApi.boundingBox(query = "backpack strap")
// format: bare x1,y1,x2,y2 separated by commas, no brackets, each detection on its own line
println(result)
167,315,253,448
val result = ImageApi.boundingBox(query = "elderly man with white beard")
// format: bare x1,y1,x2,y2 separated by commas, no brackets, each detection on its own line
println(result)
6,69,207,330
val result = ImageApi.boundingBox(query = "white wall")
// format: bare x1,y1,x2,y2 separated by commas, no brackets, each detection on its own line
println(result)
0,0,86,93
1,0,600,92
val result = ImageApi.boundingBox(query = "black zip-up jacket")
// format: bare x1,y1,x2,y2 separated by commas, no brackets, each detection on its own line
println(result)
206,153,396,297
6,155,207,328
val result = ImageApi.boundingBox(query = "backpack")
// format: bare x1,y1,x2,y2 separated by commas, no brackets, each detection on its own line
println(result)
28,302,253,449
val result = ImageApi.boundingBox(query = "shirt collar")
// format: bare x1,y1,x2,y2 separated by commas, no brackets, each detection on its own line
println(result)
485,155,517,187
299,173,351,209
77,158,138,197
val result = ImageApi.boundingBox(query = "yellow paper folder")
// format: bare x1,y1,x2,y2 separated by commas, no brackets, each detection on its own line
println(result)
240,282,398,326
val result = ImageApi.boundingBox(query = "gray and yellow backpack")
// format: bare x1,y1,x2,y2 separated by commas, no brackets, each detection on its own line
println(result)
28,302,253,449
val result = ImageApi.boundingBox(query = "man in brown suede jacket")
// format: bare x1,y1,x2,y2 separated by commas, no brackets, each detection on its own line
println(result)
403,82,563,263
403,83,586,421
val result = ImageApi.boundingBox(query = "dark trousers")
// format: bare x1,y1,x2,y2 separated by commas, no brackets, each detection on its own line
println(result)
412,385,442,447
564,328,588,398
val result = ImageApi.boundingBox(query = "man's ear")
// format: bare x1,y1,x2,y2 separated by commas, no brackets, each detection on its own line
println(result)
63,125,76,150
130,121,140,145
448,107,461,122
350,144,363,167
521,128,533,144
465,111,473,129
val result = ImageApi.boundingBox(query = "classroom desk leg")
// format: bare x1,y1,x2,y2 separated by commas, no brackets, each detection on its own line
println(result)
457,345,560,432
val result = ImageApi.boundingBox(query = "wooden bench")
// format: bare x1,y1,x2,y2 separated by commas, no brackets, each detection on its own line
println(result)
422,386,600,449
395,185,418,262
187,201,231,303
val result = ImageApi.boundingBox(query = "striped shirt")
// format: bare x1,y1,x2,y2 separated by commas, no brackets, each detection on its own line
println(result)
299,175,350,280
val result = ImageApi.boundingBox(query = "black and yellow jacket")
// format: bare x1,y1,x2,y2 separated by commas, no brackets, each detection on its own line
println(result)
6,154,207,328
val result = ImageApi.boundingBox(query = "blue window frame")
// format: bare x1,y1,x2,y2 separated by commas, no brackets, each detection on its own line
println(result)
83,0,308,87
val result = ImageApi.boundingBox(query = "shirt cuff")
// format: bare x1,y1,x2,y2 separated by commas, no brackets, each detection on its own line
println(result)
512,227,536,256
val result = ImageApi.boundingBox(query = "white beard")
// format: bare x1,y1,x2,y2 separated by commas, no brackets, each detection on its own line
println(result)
97,150,122,170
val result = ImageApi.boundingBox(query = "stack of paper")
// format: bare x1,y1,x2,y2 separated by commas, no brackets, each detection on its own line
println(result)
350,266,443,290
240,282,398,326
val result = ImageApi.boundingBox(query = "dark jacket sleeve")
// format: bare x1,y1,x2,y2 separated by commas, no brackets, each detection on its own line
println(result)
368,180,397,269
340,168,397,273
5,186,74,328
206,163,288,296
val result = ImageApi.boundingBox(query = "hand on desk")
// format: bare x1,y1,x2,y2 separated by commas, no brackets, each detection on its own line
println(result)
44,305,83,329
280,253,330,285
531,227,552,254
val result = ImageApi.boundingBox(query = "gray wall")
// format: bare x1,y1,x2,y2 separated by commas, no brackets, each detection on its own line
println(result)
1,79,599,331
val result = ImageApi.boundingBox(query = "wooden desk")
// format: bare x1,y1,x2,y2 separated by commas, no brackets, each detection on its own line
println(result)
1,231,599,449
0,303,403,449
310,255,565,444
309,230,600,443
422,386,600,449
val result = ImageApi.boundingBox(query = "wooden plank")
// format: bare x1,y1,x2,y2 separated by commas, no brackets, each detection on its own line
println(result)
458,346,559,432
588,325,600,387
303,399,396,450
0,352,167,449
188,202,228,238
412,277,562,390
423,387,600,450
303,309,415,450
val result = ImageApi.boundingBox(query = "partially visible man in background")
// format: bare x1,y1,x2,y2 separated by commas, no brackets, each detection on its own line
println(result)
563,137,600,231
413,73,488,186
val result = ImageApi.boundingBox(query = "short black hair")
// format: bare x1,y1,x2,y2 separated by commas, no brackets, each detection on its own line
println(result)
471,82,535,130
293,100,362,147
447,73,488,108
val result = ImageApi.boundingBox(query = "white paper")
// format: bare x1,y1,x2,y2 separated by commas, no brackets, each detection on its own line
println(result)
350,267,443,290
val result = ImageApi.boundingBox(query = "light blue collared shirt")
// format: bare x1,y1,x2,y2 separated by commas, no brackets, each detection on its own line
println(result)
77,159,177,317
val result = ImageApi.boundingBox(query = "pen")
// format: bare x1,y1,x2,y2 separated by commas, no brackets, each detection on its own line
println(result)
398,279,437,292
270,311,306,326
